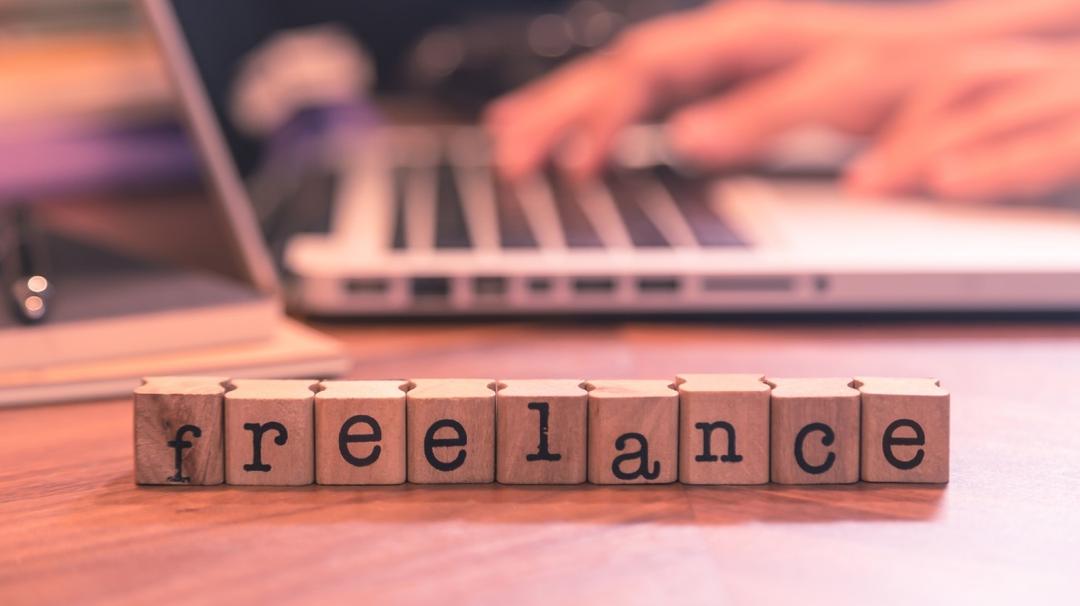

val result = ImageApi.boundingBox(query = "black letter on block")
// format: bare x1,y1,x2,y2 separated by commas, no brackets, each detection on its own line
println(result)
611,432,661,480
243,422,288,472
526,402,561,462
166,424,201,483
339,414,382,467
882,418,926,470
794,422,835,474
424,419,467,472
694,421,743,463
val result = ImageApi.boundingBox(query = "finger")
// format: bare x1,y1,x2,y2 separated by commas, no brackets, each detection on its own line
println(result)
665,47,887,168
847,51,1053,195
555,81,651,181
485,0,834,180
925,72,1080,153
485,56,615,180
926,117,1080,201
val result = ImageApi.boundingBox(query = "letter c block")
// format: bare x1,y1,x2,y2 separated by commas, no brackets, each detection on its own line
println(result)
768,378,860,484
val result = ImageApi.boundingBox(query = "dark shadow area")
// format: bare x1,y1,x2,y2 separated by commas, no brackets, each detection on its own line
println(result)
107,475,946,526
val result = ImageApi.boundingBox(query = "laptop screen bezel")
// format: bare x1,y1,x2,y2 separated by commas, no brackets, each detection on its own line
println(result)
138,0,280,297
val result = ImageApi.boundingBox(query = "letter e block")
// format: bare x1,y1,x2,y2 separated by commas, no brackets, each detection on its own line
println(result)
315,380,408,485
676,374,770,485
407,379,495,484
225,379,315,486
857,377,949,483
496,379,587,484
134,376,226,485
769,378,860,484
586,380,678,484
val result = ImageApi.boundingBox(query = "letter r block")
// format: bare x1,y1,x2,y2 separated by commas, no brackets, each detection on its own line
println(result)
315,380,408,485
676,374,770,485
496,379,587,485
406,379,495,484
134,376,226,485
225,379,316,486
857,377,949,483
768,378,860,485
586,380,678,485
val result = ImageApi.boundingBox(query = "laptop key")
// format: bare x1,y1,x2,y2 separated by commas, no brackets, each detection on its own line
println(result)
435,160,472,249
603,170,669,248
546,168,603,248
391,165,408,250
653,165,745,247
493,176,539,248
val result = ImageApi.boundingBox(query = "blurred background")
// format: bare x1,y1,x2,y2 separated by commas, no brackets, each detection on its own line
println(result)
4,0,1080,403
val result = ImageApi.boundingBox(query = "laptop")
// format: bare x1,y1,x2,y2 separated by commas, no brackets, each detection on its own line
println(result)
143,0,1080,315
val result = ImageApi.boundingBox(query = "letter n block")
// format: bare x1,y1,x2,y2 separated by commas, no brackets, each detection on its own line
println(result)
225,379,316,486
134,376,226,485
315,380,408,485
676,374,770,485
857,377,949,483
586,380,678,484
407,379,495,484
769,378,860,485
496,379,587,485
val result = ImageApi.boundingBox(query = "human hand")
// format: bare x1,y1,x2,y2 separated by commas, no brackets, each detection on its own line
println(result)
484,0,934,181
847,42,1080,202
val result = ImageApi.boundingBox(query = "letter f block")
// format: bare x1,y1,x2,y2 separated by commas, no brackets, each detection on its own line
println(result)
134,376,226,485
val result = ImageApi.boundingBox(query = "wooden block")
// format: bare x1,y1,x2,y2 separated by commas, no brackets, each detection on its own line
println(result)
496,379,587,485
133,376,226,485
768,378,860,484
676,374,770,485
406,379,496,484
586,380,678,484
224,379,315,486
857,377,949,483
314,380,408,485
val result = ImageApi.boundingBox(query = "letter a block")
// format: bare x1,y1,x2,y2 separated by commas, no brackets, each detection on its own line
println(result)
134,376,226,485
225,379,315,486
407,379,496,484
315,380,408,485
769,378,860,485
496,379,587,485
676,374,770,485
857,377,949,483
586,380,678,484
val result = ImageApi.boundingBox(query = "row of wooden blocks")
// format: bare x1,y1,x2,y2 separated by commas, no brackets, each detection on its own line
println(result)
134,375,949,486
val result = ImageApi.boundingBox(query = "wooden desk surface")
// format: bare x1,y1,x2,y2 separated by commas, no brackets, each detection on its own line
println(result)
2,318,1078,605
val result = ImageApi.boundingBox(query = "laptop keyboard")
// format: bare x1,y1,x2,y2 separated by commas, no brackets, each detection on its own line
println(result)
380,135,746,253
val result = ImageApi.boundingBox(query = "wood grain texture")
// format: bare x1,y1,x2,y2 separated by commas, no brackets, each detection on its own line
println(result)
769,377,860,484
586,379,678,484
5,319,1080,605
496,379,587,485
315,380,408,485
133,376,226,485
676,373,770,485
857,377,949,483
224,379,316,486
406,379,496,484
